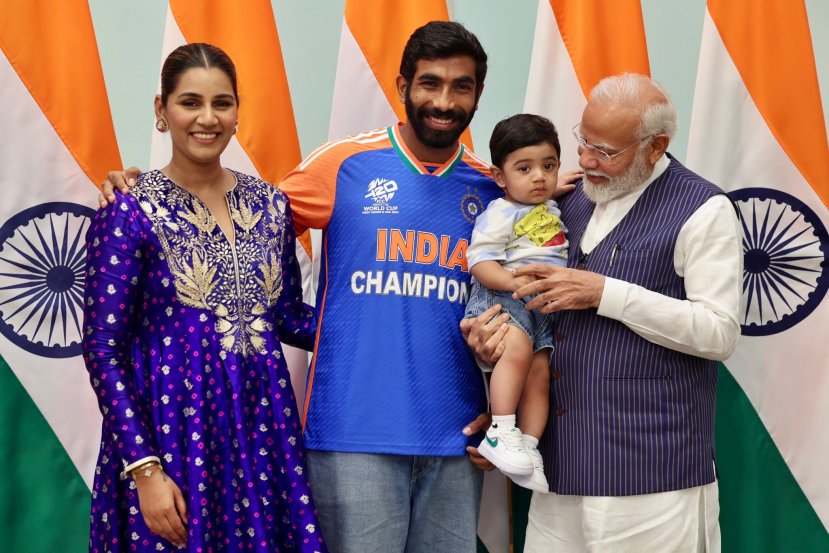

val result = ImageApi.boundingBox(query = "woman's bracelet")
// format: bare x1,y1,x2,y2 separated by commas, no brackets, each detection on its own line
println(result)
130,460,162,480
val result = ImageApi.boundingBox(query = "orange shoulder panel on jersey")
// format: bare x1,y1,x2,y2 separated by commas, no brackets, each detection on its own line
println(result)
461,148,494,179
279,127,392,234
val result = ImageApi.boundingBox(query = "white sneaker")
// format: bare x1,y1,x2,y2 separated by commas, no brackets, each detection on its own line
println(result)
510,439,549,493
478,423,533,476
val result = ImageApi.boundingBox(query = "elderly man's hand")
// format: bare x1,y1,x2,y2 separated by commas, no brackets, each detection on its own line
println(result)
98,166,142,208
513,264,605,314
463,413,495,471
459,304,510,366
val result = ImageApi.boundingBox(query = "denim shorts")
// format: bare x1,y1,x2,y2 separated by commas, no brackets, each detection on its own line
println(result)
464,281,554,352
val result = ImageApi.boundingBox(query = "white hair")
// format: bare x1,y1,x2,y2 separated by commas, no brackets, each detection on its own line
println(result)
589,73,677,140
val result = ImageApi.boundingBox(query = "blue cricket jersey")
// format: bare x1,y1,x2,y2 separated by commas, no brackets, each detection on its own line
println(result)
279,125,501,455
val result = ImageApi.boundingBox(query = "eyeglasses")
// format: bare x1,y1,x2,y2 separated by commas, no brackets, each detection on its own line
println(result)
571,123,652,164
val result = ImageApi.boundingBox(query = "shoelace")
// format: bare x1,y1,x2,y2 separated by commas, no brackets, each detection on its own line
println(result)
525,446,543,468
502,430,527,452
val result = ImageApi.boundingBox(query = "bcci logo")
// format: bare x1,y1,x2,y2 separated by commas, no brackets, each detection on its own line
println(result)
460,191,484,224
363,178,399,215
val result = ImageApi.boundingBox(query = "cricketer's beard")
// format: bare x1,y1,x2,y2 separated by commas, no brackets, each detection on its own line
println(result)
583,149,652,204
404,90,475,150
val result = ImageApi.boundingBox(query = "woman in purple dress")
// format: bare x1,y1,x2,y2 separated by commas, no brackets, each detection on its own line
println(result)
82,43,325,553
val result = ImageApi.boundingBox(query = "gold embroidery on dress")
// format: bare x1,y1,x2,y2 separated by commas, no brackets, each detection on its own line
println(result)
258,251,284,306
179,201,217,234
232,198,262,232
135,171,286,357
173,250,218,309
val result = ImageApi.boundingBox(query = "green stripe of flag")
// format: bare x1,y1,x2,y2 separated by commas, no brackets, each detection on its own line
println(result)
0,353,90,552
717,363,829,552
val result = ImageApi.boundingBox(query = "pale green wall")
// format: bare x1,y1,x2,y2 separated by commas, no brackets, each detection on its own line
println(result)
89,0,828,170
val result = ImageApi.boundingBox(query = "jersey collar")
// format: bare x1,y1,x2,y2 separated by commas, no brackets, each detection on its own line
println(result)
388,123,465,178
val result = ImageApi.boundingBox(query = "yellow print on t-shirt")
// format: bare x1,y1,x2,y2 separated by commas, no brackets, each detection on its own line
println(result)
513,204,566,247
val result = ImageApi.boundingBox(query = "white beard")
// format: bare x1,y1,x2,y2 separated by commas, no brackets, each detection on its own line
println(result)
583,150,652,204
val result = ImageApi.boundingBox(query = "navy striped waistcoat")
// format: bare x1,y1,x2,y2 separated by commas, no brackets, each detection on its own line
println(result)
542,157,724,496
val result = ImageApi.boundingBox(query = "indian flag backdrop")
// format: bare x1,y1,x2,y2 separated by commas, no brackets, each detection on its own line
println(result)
517,1,648,550
0,1,121,551
524,0,650,173
686,0,829,550
150,0,314,409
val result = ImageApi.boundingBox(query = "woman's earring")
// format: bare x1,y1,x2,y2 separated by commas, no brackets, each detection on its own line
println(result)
155,118,169,132
233,123,239,135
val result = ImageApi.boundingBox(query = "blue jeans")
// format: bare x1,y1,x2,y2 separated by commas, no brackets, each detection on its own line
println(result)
306,450,483,553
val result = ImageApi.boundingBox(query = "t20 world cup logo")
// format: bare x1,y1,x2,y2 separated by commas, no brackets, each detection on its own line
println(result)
365,178,398,205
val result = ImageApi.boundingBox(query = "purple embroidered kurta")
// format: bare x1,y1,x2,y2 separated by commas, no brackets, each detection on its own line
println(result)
82,170,326,553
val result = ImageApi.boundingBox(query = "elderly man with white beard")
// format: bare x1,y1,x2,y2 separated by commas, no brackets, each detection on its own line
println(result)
463,73,743,552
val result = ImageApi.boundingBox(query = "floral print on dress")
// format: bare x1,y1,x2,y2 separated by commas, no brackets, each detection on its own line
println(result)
82,170,325,552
